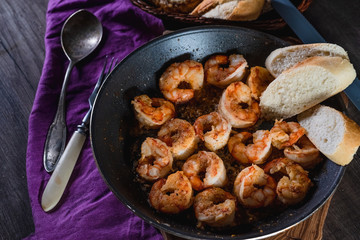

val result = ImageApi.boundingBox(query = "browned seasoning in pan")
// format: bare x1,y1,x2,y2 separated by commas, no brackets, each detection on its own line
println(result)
129,65,322,230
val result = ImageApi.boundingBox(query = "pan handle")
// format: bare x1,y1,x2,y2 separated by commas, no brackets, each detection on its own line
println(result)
271,0,360,111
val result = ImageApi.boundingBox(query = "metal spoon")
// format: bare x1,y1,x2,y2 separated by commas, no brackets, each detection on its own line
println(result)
43,9,103,172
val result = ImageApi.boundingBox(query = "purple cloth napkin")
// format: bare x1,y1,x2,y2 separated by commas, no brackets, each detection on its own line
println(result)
25,0,165,239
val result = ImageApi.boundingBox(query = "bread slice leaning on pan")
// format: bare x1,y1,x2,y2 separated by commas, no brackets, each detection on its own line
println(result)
297,105,360,166
265,43,350,78
259,56,356,120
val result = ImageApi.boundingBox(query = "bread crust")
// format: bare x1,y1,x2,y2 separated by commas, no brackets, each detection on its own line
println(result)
152,0,202,13
190,0,219,15
328,113,360,165
229,0,265,21
191,0,265,21
297,105,360,166
265,43,349,78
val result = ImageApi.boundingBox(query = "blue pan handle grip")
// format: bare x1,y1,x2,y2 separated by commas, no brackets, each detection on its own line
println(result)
271,0,360,111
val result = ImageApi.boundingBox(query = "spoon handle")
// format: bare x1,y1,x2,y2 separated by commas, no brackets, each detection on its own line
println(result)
43,61,75,172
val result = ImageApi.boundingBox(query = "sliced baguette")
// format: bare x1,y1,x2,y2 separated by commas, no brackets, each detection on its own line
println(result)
297,105,360,166
259,56,356,120
265,43,349,78
191,0,265,21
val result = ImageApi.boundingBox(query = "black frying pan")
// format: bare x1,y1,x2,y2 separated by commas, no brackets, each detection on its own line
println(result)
90,26,345,239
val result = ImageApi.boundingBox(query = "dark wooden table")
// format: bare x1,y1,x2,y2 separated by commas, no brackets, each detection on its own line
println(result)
1,0,359,239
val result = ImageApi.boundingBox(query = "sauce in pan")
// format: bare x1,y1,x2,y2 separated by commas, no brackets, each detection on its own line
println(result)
128,75,323,232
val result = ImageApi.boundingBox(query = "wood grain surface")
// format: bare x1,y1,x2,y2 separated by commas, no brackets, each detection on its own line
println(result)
0,0,47,239
0,0,359,239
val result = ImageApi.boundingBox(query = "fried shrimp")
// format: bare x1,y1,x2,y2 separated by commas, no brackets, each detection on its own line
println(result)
131,95,175,129
218,81,260,128
149,171,193,214
246,66,274,100
193,112,232,151
204,54,248,88
228,130,272,165
270,120,306,150
182,151,227,191
159,60,204,104
194,187,236,227
158,118,198,160
228,132,252,164
136,137,173,181
284,136,322,169
233,165,276,208
264,158,312,205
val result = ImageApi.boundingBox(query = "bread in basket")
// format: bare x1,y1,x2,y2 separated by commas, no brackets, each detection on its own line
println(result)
131,0,313,31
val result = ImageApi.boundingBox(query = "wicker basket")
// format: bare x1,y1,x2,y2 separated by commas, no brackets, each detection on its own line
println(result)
131,0,313,31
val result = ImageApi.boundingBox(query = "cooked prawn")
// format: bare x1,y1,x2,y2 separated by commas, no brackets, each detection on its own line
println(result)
204,54,248,88
264,158,312,205
233,165,276,208
136,137,173,181
228,132,252,165
270,120,306,150
246,66,274,100
159,60,204,104
158,118,198,160
218,81,260,128
149,171,193,214
182,151,227,191
194,187,236,227
193,112,232,151
228,130,272,165
284,136,322,169
131,95,175,129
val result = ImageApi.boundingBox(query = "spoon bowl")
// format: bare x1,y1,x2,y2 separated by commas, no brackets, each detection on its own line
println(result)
61,10,103,62
43,9,103,173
